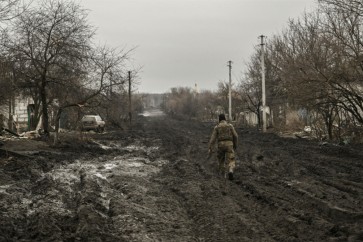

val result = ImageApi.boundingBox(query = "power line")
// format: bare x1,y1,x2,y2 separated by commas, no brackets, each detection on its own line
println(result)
259,35,267,132
227,60,232,121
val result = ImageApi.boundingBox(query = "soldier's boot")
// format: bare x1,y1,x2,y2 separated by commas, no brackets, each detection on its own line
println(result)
228,166,234,180
228,172,234,180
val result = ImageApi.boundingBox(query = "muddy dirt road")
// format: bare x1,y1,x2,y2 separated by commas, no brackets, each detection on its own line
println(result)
0,112,362,241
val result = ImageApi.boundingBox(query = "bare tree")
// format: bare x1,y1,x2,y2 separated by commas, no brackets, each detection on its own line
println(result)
240,43,284,128
163,87,198,119
0,0,29,113
319,0,363,16
239,79,262,127
319,2,363,125
196,90,218,120
273,13,347,138
216,81,229,111
241,2,363,140
0,57,13,106
7,0,94,135
52,45,133,143
0,0,30,21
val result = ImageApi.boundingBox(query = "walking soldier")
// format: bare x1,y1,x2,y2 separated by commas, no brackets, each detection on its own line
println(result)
208,113,238,180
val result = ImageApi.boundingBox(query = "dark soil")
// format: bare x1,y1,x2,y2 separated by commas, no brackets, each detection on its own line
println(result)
0,112,362,241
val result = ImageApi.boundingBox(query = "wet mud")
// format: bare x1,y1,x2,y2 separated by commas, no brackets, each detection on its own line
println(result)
0,113,362,241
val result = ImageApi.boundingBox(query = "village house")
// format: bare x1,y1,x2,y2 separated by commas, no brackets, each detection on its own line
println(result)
0,95,36,133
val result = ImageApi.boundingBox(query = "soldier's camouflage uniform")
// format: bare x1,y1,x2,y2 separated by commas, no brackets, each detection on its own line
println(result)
208,120,238,176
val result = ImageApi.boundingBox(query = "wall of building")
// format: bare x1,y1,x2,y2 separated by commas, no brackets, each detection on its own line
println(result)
0,96,33,131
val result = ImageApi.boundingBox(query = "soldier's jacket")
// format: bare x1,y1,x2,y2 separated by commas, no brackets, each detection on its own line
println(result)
209,120,238,150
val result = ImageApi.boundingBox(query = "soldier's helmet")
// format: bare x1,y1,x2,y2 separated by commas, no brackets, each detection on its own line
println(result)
219,114,226,122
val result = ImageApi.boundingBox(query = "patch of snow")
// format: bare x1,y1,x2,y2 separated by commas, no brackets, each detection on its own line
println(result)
0,184,11,194
94,172,108,180
104,163,118,170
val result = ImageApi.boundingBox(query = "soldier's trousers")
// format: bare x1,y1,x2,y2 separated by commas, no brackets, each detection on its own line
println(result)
217,141,236,174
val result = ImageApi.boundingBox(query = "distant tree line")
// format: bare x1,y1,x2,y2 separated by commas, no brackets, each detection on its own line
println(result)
0,0,139,140
163,0,363,143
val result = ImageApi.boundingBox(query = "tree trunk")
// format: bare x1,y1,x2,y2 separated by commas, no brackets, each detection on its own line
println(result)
323,106,335,141
326,118,333,140
256,107,261,130
40,79,49,135
31,98,42,130
53,108,62,145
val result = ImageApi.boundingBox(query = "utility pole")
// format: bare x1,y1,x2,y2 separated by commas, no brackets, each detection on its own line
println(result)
259,35,267,132
227,60,232,121
128,71,132,126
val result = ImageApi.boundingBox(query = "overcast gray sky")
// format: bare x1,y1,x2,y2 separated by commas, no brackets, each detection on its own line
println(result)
81,0,317,94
